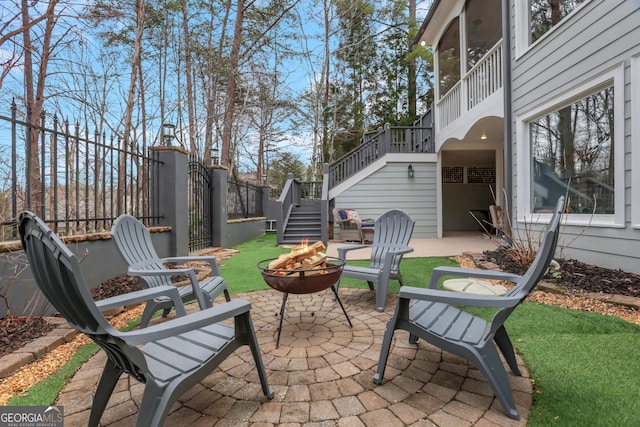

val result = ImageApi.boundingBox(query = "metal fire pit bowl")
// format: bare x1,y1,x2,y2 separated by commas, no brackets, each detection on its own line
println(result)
257,256,350,348
257,257,345,294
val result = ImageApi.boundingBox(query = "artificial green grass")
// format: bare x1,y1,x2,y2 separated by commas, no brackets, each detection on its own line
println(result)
219,234,459,294
506,303,640,426
219,233,288,293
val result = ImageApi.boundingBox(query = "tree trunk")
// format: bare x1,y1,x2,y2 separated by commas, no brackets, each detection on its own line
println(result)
120,0,145,211
322,0,331,163
221,0,245,167
21,0,58,216
180,0,197,153
408,0,417,120
204,0,231,165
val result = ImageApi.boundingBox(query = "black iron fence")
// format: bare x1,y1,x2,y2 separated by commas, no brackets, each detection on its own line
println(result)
188,157,213,251
0,100,162,241
227,179,264,219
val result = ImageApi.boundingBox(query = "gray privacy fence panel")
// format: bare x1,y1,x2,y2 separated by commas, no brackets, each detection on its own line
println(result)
227,179,264,219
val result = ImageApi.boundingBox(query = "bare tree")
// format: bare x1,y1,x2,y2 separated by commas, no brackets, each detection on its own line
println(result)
220,0,246,167
0,1,56,90
179,0,197,153
20,0,64,216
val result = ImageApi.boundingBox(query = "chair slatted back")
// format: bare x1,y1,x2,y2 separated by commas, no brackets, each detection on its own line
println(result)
19,212,147,381
370,209,415,271
490,197,565,333
111,215,172,288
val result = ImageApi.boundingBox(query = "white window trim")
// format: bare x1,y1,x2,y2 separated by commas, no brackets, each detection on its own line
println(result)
516,64,625,228
515,0,594,60
632,54,640,228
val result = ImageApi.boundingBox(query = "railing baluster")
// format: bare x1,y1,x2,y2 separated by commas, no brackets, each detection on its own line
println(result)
53,116,59,230
0,106,162,239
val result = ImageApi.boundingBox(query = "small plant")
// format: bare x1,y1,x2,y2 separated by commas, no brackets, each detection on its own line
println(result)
471,186,592,270
548,259,562,279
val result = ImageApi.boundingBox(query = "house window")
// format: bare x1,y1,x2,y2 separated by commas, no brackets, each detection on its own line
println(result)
530,0,586,44
632,54,640,228
465,0,502,70
529,86,614,214
438,17,460,97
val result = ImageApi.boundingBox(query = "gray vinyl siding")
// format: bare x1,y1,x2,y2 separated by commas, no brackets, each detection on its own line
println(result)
510,0,640,273
334,161,438,238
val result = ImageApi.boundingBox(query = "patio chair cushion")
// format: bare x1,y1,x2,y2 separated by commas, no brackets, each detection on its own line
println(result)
443,278,508,296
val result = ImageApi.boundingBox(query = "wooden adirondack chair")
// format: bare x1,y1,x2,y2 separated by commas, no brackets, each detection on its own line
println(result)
336,209,415,312
19,211,273,427
373,197,565,420
111,214,230,327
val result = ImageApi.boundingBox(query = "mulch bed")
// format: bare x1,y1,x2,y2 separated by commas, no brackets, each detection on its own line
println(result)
0,248,238,358
0,276,144,357
0,316,56,357
483,246,640,297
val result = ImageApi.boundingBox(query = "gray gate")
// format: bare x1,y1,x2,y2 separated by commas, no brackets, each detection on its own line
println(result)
188,158,212,251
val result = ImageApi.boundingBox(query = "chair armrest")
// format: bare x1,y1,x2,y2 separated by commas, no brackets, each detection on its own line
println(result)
337,244,371,259
120,298,251,344
380,245,414,256
399,286,519,308
128,267,209,308
428,266,522,289
128,266,194,277
95,286,187,317
379,246,414,274
161,255,221,276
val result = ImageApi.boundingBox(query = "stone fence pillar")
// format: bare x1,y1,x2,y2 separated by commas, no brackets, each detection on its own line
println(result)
209,165,229,248
150,146,189,256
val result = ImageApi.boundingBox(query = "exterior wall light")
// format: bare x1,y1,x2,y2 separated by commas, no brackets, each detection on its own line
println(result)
211,144,220,165
408,164,414,178
162,123,175,146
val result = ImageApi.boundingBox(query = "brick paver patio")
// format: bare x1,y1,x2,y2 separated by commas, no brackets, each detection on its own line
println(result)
58,288,531,426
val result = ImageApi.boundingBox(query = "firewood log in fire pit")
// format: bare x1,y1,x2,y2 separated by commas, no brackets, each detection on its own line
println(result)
258,241,345,294
268,241,327,273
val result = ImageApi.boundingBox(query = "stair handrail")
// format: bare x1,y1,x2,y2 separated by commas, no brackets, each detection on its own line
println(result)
276,173,300,244
321,164,330,244
328,109,434,188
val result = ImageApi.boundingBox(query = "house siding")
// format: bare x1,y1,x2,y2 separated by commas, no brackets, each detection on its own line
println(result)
510,0,640,273
334,160,438,239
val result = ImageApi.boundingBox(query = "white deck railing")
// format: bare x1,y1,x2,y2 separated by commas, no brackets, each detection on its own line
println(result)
437,40,503,129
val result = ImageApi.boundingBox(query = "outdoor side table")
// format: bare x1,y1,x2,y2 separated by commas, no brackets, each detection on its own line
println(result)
442,278,508,295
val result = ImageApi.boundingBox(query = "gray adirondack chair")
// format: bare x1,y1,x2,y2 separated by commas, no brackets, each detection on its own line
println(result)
373,197,565,420
19,211,273,427
336,209,415,312
111,214,230,327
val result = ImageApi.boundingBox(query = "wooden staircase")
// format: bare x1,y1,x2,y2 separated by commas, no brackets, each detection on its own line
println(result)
281,201,322,245
275,110,433,246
